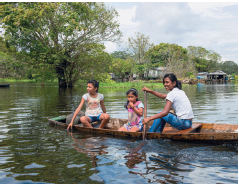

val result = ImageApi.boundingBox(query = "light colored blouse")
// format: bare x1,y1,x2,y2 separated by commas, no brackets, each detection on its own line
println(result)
166,88,194,119
82,93,104,117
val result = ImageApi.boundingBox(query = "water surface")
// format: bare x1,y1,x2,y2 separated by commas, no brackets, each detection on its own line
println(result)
0,82,238,184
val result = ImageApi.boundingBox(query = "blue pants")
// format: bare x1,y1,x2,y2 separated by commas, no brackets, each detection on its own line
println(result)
149,112,192,133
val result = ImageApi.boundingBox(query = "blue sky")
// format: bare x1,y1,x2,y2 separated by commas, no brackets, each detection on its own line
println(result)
104,2,238,63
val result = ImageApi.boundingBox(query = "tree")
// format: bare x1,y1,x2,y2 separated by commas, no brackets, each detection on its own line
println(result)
218,61,238,75
163,44,196,79
146,43,195,78
111,51,131,60
3,2,122,87
126,32,154,80
187,46,221,72
109,58,133,81
146,43,186,67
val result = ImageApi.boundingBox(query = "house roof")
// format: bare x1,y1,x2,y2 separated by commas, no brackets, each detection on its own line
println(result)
152,67,166,71
208,70,227,75
197,72,208,75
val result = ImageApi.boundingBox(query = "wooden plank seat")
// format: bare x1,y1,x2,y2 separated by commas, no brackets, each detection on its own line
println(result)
162,123,202,134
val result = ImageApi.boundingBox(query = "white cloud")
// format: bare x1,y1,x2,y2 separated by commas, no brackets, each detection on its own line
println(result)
117,5,140,41
188,2,238,19
105,2,238,63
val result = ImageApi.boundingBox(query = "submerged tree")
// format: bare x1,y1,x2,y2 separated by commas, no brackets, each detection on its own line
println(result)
3,2,122,87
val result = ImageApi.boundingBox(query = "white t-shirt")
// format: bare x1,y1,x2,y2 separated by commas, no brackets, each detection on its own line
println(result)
82,93,104,117
165,88,194,119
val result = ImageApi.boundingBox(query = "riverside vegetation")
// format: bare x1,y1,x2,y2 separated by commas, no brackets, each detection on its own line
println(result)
2,2,238,87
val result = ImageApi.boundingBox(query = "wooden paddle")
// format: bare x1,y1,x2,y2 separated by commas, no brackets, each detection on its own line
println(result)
143,90,147,140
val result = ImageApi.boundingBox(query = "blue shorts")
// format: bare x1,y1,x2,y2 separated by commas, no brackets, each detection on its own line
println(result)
88,114,101,123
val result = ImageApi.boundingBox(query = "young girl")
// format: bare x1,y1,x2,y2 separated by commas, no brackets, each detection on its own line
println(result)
118,88,144,132
142,73,194,133
67,80,110,130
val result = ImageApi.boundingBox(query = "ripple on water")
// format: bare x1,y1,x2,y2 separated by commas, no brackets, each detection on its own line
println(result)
25,163,46,169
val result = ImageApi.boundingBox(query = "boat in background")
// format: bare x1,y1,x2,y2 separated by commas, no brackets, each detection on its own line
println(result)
0,83,10,87
48,116,238,144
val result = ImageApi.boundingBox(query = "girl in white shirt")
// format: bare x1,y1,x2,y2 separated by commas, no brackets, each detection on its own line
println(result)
67,80,109,130
142,73,194,133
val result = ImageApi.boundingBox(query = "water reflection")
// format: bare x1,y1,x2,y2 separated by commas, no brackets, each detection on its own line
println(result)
62,130,238,184
68,132,108,168
0,82,238,184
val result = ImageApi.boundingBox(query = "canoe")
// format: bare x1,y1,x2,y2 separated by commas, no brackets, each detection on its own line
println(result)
0,83,10,87
48,116,238,144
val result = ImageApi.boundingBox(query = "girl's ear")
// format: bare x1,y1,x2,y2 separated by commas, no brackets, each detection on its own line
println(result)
173,81,176,87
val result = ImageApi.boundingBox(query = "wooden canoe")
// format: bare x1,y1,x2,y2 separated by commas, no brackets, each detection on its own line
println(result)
48,116,238,144
0,83,10,87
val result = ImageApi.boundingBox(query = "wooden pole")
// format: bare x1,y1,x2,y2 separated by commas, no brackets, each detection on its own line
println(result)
143,91,147,140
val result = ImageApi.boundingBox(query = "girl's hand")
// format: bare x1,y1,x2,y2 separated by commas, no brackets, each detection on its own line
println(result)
142,87,151,92
128,102,134,108
67,122,73,131
142,117,150,125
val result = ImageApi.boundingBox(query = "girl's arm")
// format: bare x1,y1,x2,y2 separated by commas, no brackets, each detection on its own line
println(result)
142,87,167,99
128,102,143,116
134,107,143,116
100,100,106,113
67,98,85,130
142,100,172,124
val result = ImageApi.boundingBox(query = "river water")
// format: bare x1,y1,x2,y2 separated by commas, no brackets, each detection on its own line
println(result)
0,82,238,184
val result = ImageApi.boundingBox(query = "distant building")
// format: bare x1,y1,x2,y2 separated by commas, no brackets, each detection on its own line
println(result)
109,73,115,79
148,67,167,79
197,70,227,81
207,70,227,80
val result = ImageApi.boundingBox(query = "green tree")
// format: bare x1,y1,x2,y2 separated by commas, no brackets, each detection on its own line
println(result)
1,37,27,79
146,43,195,78
218,61,238,75
110,58,133,81
187,46,221,72
111,51,131,60
146,43,187,67
126,32,154,80
3,2,122,87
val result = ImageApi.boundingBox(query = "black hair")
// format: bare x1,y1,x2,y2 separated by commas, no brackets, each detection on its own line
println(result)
124,88,139,109
87,79,99,92
163,73,182,90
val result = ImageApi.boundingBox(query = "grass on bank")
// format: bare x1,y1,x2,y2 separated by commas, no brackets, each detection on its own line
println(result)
99,81,165,89
0,78,166,88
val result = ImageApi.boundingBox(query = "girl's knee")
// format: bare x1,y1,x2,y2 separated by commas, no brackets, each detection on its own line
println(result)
101,113,109,120
80,116,88,123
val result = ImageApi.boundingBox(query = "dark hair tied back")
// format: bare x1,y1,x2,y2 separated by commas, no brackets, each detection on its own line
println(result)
163,73,182,90
87,79,99,92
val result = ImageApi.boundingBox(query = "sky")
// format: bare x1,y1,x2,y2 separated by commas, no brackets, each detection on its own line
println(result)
104,2,238,64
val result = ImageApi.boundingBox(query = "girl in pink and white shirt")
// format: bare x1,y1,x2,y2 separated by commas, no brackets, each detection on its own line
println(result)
118,88,144,132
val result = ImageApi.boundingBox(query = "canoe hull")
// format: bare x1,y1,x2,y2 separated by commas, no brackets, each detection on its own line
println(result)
0,83,10,87
48,118,238,144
